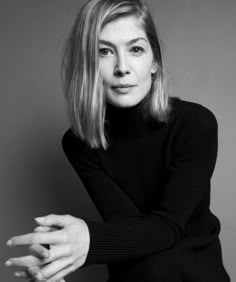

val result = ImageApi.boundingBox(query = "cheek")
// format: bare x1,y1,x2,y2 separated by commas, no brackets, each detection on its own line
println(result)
134,59,154,82
99,64,108,82
99,60,113,84
136,66,152,83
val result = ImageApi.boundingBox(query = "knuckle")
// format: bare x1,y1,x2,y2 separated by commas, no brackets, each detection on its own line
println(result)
65,214,72,221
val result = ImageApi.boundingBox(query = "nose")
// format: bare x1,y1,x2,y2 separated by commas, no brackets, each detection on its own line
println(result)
114,52,130,76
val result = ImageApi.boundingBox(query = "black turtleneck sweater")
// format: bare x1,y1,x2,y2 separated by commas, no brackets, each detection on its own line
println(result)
62,97,230,282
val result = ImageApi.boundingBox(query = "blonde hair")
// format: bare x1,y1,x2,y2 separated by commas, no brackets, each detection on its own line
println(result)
61,0,172,150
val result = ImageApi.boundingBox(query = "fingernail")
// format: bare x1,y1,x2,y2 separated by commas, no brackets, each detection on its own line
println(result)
6,240,12,246
14,272,21,277
35,217,44,223
5,260,12,266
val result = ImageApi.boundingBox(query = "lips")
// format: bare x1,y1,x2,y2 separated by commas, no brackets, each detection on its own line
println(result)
111,84,136,94
112,84,136,88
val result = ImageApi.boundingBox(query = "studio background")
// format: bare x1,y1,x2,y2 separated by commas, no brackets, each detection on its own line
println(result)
1,0,235,281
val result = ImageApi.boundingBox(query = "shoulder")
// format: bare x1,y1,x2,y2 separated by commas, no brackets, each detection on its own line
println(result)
167,97,218,156
62,128,77,152
62,128,76,146
62,128,89,148
168,97,218,134
61,128,99,167
62,128,90,157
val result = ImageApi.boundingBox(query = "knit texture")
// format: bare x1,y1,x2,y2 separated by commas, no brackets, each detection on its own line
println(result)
62,97,230,282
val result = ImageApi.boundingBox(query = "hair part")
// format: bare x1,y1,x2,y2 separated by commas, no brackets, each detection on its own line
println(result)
61,0,172,150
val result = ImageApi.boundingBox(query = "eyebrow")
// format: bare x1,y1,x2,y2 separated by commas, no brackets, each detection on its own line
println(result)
99,37,148,47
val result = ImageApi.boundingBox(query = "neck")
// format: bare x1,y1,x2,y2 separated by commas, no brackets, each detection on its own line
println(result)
105,101,154,139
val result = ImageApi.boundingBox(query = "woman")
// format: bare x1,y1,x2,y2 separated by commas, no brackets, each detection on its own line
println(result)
5,0,230,281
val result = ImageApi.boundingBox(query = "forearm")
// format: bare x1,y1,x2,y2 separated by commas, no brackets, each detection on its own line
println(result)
82,213,179,266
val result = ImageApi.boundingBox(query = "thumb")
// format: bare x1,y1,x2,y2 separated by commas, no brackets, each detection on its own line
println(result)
34,214,72,228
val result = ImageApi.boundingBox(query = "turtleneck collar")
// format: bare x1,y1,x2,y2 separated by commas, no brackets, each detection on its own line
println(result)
105,100,158,139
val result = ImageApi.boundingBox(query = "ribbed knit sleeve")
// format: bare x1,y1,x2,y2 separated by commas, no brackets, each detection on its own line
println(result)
61,102,218,267
152,104,218,234
62,131,178,266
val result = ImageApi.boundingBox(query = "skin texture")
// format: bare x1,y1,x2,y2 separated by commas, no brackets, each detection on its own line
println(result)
5,215,89,281
99,16,157,108
5,16,157,281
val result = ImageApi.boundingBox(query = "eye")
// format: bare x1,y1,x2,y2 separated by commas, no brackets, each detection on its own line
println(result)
130,46,145,55
99,48,113,56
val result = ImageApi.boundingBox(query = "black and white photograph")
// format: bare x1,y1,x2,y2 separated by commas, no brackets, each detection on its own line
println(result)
1,0,235,281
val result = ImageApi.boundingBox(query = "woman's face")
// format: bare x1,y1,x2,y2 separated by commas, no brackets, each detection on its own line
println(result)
99,16,157,108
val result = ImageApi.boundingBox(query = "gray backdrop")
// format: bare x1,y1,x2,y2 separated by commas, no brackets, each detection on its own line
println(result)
1,0,235,281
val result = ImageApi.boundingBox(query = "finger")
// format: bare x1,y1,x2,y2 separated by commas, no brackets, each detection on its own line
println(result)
35,214,73,228
28,244,71,266
15,266,60,281
44,264,73,282
5,255,45,268
14,270,31,279
34,226,56,233
7,230,65,246
44,244,71,262
28,244,50,259
33,257,74,281
10,245,70,269
13,269,41,281
27,265,43,279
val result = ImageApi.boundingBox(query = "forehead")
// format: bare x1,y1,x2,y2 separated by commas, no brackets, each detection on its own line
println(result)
99,16,147,43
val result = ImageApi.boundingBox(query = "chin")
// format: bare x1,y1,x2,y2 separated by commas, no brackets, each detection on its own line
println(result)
107,94,145,108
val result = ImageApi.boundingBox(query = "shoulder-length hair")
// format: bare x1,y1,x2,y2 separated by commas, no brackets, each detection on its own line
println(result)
61,0,172,150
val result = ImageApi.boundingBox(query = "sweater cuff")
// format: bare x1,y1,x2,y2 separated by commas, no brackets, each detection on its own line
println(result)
81,216,177,268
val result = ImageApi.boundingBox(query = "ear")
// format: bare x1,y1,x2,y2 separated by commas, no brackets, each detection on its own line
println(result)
151,61,158,74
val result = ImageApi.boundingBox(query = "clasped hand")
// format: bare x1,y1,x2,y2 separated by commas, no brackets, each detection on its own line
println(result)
5,214,90,281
